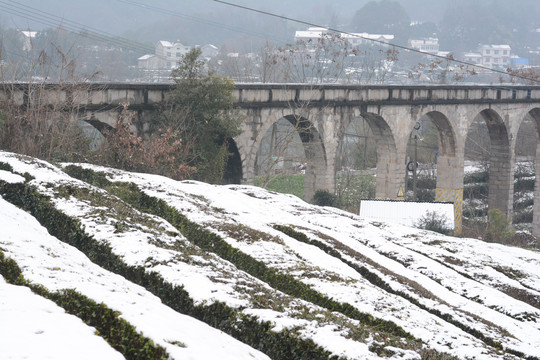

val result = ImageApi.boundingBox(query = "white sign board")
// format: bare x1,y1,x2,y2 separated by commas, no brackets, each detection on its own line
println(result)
359,200,454,229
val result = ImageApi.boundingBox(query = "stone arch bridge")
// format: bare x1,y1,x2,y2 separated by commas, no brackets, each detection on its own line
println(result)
5,82,540,235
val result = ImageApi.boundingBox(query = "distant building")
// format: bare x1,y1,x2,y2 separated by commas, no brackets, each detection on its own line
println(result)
200,44,219,59
18,30,37,51
511,57,529,67
408,38,439,54
137,54,161,70
462,45,511,68
478,44,511,67
138,41,219,71
463,52,483,65
294,27,394,47
155,40,191,69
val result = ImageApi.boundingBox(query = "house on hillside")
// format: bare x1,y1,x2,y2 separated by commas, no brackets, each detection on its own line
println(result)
464,44,512,68
18,30,37,51
463,52,483,65
478,44,511,68
155,40,191,69
137,54,161,70
408,38,440,54
200,44,219,59
138,41,219,71
294,27,394,48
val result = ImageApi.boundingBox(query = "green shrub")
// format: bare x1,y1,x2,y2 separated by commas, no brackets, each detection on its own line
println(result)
513,211,533,224
0,251,25,285
336,173,376,212
514,177,535,192
313,189,338,207
464,171,488,184
464,183,488,198
416,211,452,235
486,209,514,244
0,161,14,172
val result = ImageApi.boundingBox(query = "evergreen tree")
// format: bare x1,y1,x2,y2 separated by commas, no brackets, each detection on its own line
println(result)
155,47,242,183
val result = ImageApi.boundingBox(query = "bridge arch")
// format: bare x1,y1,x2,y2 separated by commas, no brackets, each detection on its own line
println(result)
77,120,107,151
521,108,540,236
422,111,456,158
360,112,401,199
249,111,328,201
405,111,460,202
465,107,513,219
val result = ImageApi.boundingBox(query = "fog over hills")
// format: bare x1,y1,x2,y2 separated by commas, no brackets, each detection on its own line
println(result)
0,0,481,44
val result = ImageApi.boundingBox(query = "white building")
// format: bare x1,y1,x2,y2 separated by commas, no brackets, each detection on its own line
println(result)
464,45,512,68
200,44,219,59
138,41,219,71
155,40,192,69
18,30,37,51
294,27,394,47
137,54,161,70
463,52,483,65
478,44,511,67
408,38,439,54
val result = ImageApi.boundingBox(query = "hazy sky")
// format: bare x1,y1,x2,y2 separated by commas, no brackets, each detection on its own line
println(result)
0,0,446,36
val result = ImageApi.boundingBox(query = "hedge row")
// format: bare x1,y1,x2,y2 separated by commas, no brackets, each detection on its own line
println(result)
272,225,539,360
1,173,339,360
0,250,169,360
63,165,414,341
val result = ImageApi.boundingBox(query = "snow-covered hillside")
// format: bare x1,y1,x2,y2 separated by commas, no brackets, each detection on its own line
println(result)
1,151,540,360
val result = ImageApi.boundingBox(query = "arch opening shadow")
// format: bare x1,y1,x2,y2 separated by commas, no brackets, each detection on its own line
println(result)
405,111,457,202
515,108,540,236
223,138,243,184
78,119,106,151
254,114,326,201
360,112,400,200
464,109,511,224
335,115,378,211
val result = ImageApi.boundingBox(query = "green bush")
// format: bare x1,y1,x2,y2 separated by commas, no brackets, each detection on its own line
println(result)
416,211,452,235
513,211,533,224
313,189,339,207
336,173,376,212
0,161,14,172
464,171,488,184
464,183,488,198
514,177,535,192
0,251,24,285
486,209,514,244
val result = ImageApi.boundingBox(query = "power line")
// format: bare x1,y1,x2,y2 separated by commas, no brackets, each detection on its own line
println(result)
115,0,288,43
213,0,540,85
0,0,155,55
0,0,288,66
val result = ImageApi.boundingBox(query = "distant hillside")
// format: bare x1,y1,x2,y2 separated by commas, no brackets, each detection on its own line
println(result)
0,0,448,47
1,151,540,359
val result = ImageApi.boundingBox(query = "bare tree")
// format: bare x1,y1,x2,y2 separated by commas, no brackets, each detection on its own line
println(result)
0,32,101,162
408,54,478,84
254,33,401,200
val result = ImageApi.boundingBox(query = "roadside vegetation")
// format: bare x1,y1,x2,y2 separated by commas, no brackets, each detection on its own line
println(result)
0,47,241,185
